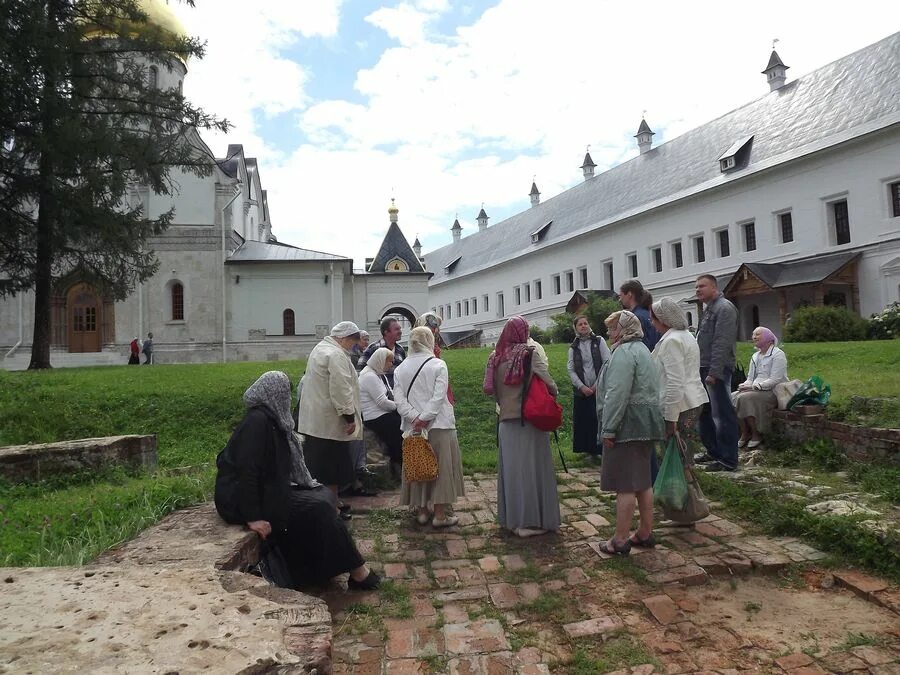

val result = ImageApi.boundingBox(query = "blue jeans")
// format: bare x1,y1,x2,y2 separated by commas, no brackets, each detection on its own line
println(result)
698,367,739,469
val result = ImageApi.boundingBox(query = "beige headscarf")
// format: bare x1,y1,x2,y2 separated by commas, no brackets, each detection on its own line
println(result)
605,310,644,349
414,311,442,332
409,326,435,355
651,297,688,331
363,347,394,375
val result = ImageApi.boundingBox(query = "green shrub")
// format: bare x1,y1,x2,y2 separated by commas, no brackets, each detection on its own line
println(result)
529,325,550,344
549,313,576,343
867,302,900,340
549,296,621,343
784,306,868,342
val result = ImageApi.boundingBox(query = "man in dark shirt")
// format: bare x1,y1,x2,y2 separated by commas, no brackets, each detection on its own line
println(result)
358,317,406,387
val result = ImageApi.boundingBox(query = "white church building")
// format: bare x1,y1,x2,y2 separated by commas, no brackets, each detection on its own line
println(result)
0,1,430,369
423,33,900,345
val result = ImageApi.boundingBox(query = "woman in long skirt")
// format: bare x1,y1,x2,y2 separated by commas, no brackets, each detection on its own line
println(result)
484,316,561,538
567,315,611,459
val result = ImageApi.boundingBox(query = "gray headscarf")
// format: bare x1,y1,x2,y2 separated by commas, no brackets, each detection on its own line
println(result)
244,371,316,488
651,297,688,331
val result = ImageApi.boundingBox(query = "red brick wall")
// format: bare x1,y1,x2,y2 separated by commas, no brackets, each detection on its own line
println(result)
772,410,900,463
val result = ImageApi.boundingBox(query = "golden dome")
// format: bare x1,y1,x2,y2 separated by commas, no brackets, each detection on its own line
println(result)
82,0,190,63
388,198,399,214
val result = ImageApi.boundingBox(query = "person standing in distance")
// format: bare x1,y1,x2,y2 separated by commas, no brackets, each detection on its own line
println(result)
618,280,660,352
142,331,154,365
694,274,739,472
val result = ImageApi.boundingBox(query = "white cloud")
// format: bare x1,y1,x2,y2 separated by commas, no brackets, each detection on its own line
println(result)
174,0,893,269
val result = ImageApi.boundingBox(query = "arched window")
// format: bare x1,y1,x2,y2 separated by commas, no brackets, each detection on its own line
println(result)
148,66,159,89
283,309,295,336
171,282,184,321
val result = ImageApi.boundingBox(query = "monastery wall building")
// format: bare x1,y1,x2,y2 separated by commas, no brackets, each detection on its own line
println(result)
423,33,900,345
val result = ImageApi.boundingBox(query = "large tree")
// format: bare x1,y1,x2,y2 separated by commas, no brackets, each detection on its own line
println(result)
0,0,229,368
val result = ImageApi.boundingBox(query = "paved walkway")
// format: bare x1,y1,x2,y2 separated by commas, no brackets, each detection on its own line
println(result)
324,468,900,675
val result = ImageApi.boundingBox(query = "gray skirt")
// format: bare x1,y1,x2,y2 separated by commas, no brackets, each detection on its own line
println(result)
600,440,654,493
497,420,561,531
734,390,778,433
400,428,466,508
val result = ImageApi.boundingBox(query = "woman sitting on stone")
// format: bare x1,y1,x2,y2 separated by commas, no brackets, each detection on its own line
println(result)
359,347,403,476
733,326,788,449
595,311,665,555
215,371,380,591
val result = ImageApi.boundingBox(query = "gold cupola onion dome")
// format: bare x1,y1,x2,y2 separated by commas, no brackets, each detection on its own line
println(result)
80,0,191,67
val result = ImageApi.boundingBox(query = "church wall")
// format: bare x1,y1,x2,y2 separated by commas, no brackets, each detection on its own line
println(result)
364,276,430,329
429,128,900,339
147,167,217,225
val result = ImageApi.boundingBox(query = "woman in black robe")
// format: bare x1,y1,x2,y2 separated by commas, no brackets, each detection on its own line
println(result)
215,371,380,591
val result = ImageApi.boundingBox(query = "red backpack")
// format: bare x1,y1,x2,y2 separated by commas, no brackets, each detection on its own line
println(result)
521,353,563,432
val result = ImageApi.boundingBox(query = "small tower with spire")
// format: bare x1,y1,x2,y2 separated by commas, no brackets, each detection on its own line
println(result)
476,205,489,231
451,217,462,243
762,43,789,92
635,117,655,155
529,181,540,207
580,147,597,181
412,236,422,258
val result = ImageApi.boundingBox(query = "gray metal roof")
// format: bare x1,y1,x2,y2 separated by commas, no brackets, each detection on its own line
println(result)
737,251,860,289
424,33,900,286
366,222,427,273
226,240,349,263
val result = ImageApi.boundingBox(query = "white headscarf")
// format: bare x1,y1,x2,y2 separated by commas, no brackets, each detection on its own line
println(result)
409,326,435,355
330,321,361,338
363,347,394,375
651,297,688,331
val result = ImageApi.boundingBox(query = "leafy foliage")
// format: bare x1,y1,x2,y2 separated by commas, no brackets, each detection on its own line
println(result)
549,295,621,343
867,302,900,340
0,0,229,367
784,306,868,342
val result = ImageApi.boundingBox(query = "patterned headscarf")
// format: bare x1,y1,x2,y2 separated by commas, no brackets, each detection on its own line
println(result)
754,326,777,352
363,347,394,375
483,315,530,395
651,297,688,331
605,310,644,350
415,311,442,332
409,326,435,355
243,371,316,488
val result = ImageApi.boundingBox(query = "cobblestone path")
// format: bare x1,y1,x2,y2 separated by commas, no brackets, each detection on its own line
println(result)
321,468,900,674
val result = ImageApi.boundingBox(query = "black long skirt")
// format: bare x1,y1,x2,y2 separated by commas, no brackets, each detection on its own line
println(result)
275,486,364,585
364,412,403,463
572,393,602,455
303,435,354,486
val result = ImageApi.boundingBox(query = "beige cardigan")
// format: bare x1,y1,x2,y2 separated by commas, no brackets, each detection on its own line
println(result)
297,336,363,441
492,340,559,422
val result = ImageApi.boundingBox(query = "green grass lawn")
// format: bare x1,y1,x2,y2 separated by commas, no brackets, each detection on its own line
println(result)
0,339,897,566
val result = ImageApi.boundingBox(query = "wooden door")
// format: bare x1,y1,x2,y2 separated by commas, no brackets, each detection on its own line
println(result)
67,283,102,353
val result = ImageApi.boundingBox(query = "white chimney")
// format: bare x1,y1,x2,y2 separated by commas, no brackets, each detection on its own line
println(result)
451,218,462,243
529,182,540,207
762,49,789,92
580,150,596,180
476,207,489,231
635,118,655,155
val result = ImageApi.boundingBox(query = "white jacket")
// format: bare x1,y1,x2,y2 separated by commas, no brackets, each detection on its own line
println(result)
393,353,456,431
297,336,363,441
747,345,789,390
652,328,709,423
359,369,397,421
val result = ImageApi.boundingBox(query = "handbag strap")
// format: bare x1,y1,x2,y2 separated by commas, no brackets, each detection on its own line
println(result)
406,357,435,398
519,352,533,426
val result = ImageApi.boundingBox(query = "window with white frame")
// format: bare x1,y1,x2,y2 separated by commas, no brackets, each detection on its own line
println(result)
497,292,505,318
472,297,477,314
464,300,469,316
626,253,638,278
524,282,531,303
456,301,462,317
534,279,542,300
778,211,794,243
514,286,521,305
552,274,561,295
565,270,574,292
650,247,662,273
578,266,588,289
716,228,730,257
742,221,757,252
693,235,706,263
483,294,489,313
672,241,683,268
830,199,851,245
603,261,613,289
890,181,900,218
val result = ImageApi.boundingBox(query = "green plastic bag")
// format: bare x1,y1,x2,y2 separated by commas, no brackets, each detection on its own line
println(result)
786,375,831,410
653,437,688,512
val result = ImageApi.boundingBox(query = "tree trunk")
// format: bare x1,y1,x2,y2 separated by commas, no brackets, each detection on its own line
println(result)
28,0,62,369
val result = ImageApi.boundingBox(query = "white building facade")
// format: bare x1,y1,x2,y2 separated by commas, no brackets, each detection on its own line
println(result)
423,34,900,344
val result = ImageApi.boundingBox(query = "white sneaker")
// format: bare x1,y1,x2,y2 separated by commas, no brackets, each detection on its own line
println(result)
432,515,459,528
737,438,748,448
747,439,762,449
515,528,547,538
416,511,432,525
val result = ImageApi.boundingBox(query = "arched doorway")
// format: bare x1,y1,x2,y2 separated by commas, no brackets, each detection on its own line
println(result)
380,305,418,341
67,283,102,352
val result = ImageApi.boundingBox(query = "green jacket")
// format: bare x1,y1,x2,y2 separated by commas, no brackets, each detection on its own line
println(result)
595,340,665,443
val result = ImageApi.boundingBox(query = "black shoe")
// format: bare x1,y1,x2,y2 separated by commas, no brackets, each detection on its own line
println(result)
338,503,351,513
629,532,657,548
702,461,735,473
348,570,381,591
693,452,716,464
356,467,377,478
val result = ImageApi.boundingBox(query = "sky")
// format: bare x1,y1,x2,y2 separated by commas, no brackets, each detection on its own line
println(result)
170,0,894,269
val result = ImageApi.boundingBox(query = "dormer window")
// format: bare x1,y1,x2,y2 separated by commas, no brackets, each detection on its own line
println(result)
444,255,462,274
718,135,754,173
531,220,552,244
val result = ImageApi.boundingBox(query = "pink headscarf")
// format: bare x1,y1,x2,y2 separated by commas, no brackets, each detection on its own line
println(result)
754,326,777,352
483,316,531,395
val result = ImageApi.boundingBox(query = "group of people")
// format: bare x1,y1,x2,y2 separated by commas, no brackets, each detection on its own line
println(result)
214,312,466,593
127,332,153,365
560,274,790,555
213,272,791,590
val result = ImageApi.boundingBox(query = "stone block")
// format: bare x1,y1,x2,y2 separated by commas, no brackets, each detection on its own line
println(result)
564,567,589,585
501,554,527,571
747,551,791,572
488,582,519,609
0,434,157,483
443,619,510,654
648,565,709,586
819,651,869,673
642,594,681,625
774,653,813,671
849,646,896,667
434,587,489,603
833,570,890,597
562,615,622,638
584,512,612,528
384,563,411,579
478,556,502,573
570,520,599,538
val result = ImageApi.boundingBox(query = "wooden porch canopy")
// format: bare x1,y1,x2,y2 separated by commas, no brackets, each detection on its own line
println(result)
722,251,862,325
565,289,618,315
